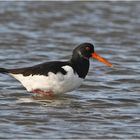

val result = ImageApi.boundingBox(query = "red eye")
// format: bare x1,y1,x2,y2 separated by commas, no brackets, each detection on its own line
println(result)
86,47,90,51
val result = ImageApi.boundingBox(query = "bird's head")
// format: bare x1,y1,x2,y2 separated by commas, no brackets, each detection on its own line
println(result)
72,43,113,67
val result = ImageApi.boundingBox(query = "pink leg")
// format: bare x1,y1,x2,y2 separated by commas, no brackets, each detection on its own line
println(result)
32,89,53,96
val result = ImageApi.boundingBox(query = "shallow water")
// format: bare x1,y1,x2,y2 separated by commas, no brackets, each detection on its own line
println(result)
0,1,140,139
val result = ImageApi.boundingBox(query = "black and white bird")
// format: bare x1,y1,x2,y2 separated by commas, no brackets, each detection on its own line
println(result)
0,43,112,96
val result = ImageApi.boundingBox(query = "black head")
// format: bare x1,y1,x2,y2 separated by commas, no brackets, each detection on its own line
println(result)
72,43,95,60
70,43,94,78
70,42,112,78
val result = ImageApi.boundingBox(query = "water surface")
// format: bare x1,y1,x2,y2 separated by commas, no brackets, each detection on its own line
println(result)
0,1,140,139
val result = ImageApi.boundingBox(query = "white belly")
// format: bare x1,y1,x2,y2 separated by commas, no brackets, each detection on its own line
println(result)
10,66,83,94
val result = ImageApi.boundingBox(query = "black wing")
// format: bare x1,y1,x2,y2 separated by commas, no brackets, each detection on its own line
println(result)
7,61,71,76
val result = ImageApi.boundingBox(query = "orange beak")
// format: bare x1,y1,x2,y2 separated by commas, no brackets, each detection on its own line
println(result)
92,52,113,67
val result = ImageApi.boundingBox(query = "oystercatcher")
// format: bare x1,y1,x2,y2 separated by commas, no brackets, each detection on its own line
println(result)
0,43,112,96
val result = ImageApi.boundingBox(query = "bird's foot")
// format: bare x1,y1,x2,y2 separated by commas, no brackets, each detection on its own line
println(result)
32,89,53,96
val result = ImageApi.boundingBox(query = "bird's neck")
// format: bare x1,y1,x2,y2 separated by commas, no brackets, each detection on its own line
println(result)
70,55,89,79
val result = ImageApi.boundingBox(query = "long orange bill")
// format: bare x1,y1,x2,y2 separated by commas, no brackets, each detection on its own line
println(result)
92,52,113,67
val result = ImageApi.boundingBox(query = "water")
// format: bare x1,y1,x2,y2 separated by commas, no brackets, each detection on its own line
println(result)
0,1,140,139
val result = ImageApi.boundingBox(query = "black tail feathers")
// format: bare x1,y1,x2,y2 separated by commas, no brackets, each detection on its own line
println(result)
0,68,8,74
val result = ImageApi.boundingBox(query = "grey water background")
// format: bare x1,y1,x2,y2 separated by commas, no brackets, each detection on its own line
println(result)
0,1,140,139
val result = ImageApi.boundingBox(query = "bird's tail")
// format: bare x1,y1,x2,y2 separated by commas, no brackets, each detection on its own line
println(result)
0,68,8,74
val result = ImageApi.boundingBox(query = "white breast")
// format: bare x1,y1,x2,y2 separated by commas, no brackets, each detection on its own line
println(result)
10,66,83,94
